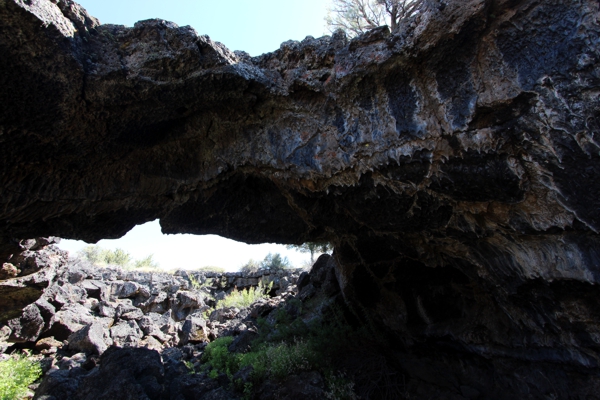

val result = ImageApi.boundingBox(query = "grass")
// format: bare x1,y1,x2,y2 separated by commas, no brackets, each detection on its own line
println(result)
201,336,315,382
199,297,407,399
215,282,272,310
0,353,42,400
199,301,363,399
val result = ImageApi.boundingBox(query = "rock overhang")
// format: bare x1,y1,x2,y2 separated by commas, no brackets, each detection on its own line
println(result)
2,0,600,395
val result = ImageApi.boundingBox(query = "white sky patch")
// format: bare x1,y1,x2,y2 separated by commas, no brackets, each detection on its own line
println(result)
58,220,311,272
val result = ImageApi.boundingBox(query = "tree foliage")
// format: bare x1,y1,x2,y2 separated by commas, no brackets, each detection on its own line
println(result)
326,0,424,37
77,245,159,270
239,253,291,274
260,253,291,272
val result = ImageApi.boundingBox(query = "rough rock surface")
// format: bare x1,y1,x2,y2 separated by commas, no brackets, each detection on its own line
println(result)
2,0,600,397
0,238,67,323
25,259,301,400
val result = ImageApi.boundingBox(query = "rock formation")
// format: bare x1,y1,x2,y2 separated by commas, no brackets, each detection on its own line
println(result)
2,0,600,397
1,256,302,399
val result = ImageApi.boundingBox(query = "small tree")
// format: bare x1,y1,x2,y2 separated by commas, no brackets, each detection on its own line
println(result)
326,0,424,37
260,253,291,272
77,245,151,269
78,245,103,264
240,259,260,274
103,248,131,266
134,254,160,269
286,242,333,264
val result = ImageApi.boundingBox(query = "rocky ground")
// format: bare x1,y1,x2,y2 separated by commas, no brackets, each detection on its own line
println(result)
2,239,349,400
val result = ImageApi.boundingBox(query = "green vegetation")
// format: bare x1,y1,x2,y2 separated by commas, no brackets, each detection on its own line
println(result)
188,274,202,290
201,336,315,383
77,245,159,270
239,259,260,275
0,353,42,400
325,372,359,400
134,254,160,269
198,299,371,399
183,360,195,374
216,282,272,310
239,253,291,274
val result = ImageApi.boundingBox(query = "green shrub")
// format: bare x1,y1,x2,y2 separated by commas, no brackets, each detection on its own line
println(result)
263,340,315,379
325,372,359,400
200,300,369,397
78,245,159,270
134,254,159,270
202,336,239,377
216,282,272,310
202,336,315,383
0,353,42,400
78,245,103,265
103,248,131,266
239,253,291,274
260,253,290,272
189,275,202,290
239,259,260,275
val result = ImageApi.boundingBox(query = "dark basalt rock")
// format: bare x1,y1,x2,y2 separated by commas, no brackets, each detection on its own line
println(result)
2,0,600,397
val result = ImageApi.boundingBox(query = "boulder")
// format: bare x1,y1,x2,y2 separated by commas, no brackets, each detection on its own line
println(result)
78,280,108,301
138,315,170,343
35,297,57,332
75,347,165,399
0,263,19,279
228,330,258,354
83,298,99,311
110,320,143,347
34,368,85,400
0,325,10,341
172,290,204,321
179,316,208,345
0,242,63,323
56,353,88,370
135,291,169,313
139,335,163,351
68,322,112,355
7,303,44,343
44,284,87,309
47,303,95,341
114,281,140,299
35,336,64,355
115,303,144,321
97,301,117,319
209,308,239,323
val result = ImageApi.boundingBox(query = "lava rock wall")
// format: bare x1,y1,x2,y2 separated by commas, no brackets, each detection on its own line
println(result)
2,0,600,397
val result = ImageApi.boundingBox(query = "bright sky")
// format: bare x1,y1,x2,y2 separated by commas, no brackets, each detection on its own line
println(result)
76,0,331,56
59,0,332,271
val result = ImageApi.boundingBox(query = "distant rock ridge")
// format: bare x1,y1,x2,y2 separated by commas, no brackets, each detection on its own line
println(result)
2,0,600,397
